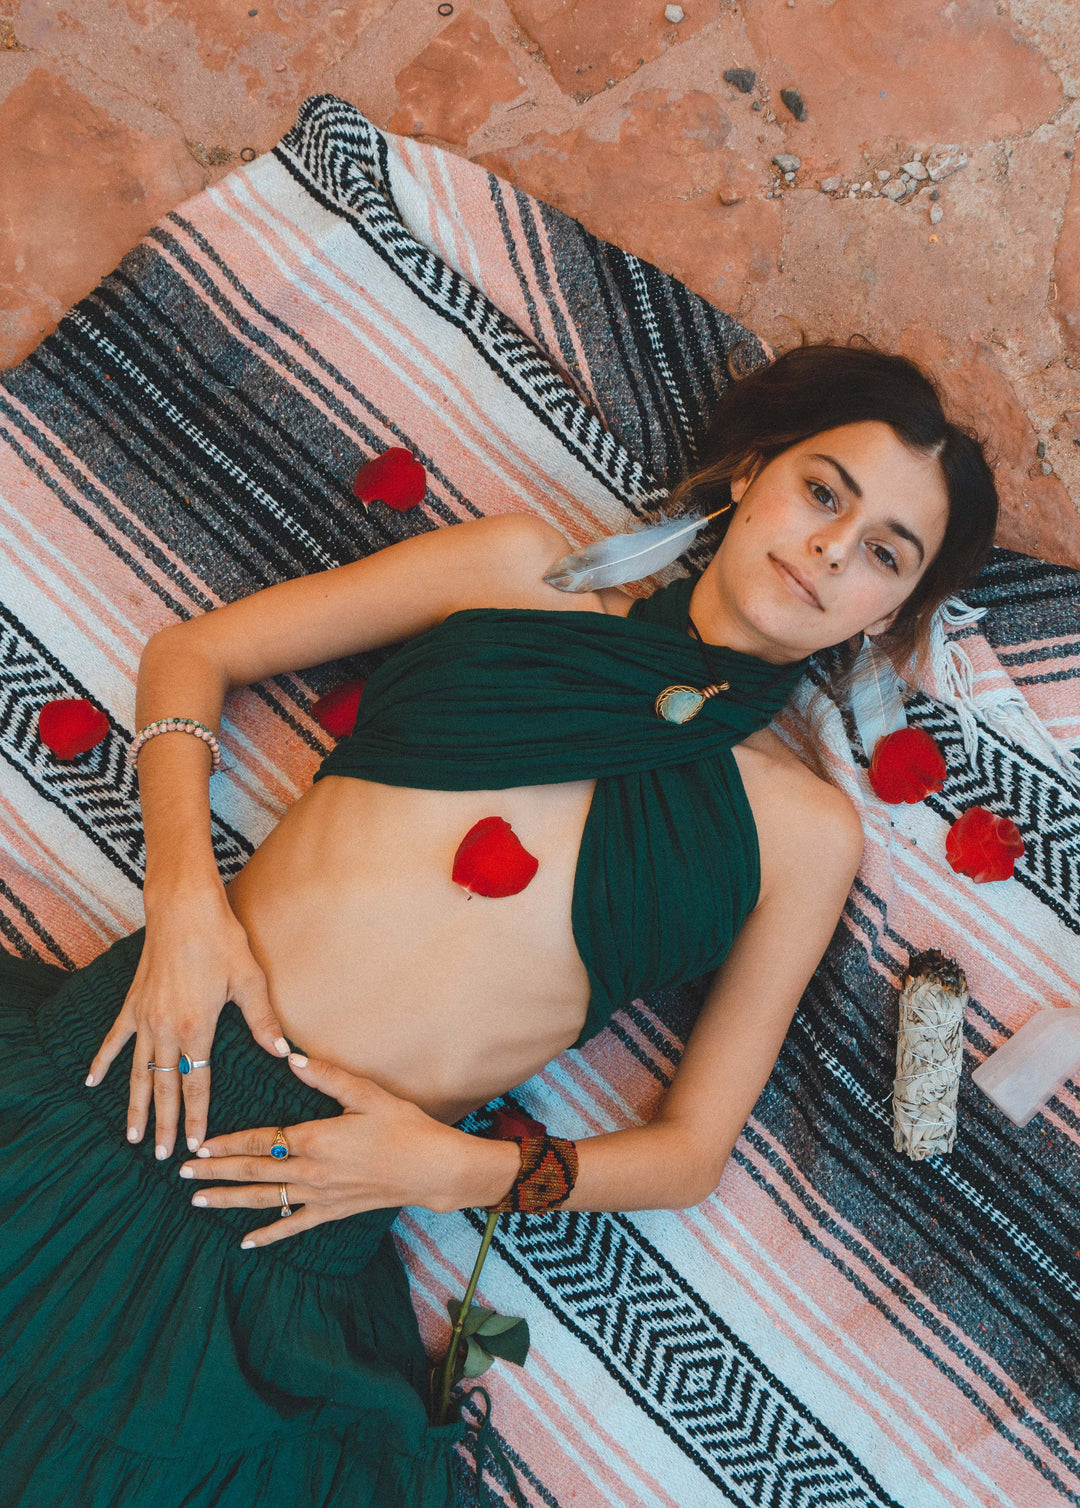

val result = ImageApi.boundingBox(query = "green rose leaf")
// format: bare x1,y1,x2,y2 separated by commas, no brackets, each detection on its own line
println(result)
478,1318,530,1367
476,1311,525,1337
463,1337,494,1377
446,1299,496,1337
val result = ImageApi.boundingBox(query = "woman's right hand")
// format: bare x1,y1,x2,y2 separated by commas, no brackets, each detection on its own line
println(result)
86,886,290,1159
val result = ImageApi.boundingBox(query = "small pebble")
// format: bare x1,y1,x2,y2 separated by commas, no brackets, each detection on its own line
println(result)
751,100,762,111
876,168,891,182
929,188,940,200
903,160,929,180
724,67,756,92
1036,440,1047,458
664,4,684,21
912,151,923,161
779,87,808,122
784,172,795,183
821,175,842,193
926,145,967,182
881,179,907,201
848,187,857,198
1040,460,1053,475
929,202,943,225
772,153,801,173
274,62,285,71
861,180,873,192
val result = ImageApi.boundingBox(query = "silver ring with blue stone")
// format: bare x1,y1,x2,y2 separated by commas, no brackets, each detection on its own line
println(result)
270,1128,290,1161
178,1053,211,1075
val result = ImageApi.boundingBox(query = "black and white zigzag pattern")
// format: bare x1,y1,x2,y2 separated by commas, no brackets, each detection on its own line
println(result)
906,693,1079,933
0,607,251,887
273,94,704,515
469,1206,902,1508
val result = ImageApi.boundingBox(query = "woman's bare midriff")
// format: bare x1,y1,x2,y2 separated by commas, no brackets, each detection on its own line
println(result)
220,580,805,1129
223,772,600,1126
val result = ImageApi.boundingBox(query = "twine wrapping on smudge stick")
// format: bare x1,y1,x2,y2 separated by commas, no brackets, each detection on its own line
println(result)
892,949,969,1161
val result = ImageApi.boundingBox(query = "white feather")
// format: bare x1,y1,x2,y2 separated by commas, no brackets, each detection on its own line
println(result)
848,637,908,761
542,511,724,592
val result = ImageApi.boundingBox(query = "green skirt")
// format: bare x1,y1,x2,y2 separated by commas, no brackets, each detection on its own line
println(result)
0,929,465,1506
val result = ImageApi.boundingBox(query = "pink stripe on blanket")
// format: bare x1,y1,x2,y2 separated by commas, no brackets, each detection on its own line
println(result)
192,175,612,540
724,1121,1079,1500
0,803,131,963
0,390,218,634
399,1215,673,1508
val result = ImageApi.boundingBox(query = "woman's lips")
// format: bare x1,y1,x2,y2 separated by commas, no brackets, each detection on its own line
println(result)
769,555,824,610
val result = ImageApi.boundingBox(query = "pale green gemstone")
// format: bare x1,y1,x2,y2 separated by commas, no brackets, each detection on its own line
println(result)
656,687,705,724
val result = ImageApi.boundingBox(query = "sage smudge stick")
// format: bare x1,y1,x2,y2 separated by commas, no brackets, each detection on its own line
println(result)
892,949,968,1161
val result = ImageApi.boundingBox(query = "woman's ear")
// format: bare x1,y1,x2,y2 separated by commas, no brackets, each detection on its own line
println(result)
729,453,762,504
862,608,900,637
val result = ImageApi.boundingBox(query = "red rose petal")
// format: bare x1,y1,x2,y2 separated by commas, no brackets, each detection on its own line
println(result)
868,726,946,804
945,805,1025,883
312,678,366,738
452,816,539,898
352,448,427,512
488,1103,547,1140
38,698,110,760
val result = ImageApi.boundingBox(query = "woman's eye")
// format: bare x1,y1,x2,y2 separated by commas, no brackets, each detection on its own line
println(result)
809,482,837,509
872,545,899,572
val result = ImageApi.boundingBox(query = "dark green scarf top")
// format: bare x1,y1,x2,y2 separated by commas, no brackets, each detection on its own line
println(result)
312,575,809,1046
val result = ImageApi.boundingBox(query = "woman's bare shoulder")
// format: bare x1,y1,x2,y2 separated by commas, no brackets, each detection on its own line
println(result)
736,728,864,901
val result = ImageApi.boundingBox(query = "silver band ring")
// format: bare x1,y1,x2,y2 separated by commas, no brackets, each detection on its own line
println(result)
279,1183,292,1218
270,1128,289,1161
178,1053,210,1074
147,1060,178,1072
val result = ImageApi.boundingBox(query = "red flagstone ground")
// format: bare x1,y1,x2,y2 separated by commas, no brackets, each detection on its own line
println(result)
2,0,1078,563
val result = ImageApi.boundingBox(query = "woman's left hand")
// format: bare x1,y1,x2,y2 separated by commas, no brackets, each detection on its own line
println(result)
178,1053,476,1247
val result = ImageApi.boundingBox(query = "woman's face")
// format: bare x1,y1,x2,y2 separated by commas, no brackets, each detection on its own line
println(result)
694,420,951,663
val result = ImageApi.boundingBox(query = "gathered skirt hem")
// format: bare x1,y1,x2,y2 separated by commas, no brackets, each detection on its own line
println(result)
0,935,464,1507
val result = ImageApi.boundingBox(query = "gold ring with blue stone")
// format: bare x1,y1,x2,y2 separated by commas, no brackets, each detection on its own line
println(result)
270,1128,290,1161
178,1053,211,1074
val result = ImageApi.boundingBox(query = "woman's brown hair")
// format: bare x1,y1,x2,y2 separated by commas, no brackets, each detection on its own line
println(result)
668,336,1000,715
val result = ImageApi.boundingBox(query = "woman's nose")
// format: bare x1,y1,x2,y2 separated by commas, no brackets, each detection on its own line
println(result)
812,520,856,570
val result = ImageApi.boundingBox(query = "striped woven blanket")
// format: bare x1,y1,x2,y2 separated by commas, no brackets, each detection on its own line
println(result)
2,93,1078,1508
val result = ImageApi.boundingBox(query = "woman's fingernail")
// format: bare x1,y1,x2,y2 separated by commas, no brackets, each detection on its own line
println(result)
179,1165,194,1179
187,1136,200,1152
195,1146,211,1158
274,1037,290,1055
288,1052,308,1067
85,1073,96,1087
240,1239,255,1250
192,1195,208,1207
155,1144,168,1161
127,1127,140,1142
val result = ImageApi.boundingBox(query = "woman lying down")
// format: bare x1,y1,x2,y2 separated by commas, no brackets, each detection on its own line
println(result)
0,340,998,1506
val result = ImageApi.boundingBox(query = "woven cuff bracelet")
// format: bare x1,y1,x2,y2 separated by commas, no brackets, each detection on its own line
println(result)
488,1135,579,1214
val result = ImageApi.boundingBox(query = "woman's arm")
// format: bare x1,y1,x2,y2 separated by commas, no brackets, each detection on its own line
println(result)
463,779,866,1212
91,514,571,1155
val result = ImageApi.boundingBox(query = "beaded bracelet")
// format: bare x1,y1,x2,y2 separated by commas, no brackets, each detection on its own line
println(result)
488,1135,579,1214
127,718,223,773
